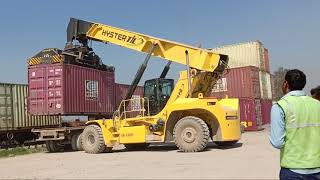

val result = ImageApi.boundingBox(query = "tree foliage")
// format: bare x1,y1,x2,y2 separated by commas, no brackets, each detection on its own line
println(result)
273,67,289,100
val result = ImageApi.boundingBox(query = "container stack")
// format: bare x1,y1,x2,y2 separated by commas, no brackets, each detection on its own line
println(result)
210,41,273,131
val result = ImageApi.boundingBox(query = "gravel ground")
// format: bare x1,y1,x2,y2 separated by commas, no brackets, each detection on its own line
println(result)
0,128,279,179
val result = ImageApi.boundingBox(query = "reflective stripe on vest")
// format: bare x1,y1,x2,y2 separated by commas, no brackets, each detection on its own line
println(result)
286,122,320,129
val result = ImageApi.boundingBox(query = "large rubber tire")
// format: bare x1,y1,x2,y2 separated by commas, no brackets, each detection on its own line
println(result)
214,140,238,147
81,125,106,154
173,116,210,152
125,143,150,151
46,141,62,153
45,141,54,152
77,133,83,151
71,133,83,151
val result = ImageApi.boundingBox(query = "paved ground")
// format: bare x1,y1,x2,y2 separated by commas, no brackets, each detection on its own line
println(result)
0,128,279,179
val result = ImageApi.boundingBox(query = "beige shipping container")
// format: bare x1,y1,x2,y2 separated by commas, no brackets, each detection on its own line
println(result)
259,71,272,99
0,83,61,131
210,41,267,71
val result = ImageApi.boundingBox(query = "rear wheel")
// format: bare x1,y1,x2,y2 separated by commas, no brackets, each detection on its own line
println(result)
46,141,63,153
71,133,83,151
214,140,238,147
173,116,210,152
82,125,106,154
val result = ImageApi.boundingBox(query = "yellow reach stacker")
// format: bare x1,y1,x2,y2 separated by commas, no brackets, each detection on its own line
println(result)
65,18,241,153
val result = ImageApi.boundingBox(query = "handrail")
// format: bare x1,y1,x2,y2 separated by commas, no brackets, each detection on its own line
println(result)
112,97,150,130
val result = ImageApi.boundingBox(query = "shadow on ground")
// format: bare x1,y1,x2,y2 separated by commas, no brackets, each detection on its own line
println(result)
123,142,243,153
45,142,243,154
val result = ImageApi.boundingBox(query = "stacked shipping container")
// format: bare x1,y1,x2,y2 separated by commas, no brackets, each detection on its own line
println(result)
211,41,273,131
210,66,261,99
27,63,145,118
27,49,146,119
0,83,61,132
28,63,115,116
211,41,269,72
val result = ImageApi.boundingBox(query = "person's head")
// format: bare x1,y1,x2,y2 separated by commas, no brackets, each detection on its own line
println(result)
282,69,306,94
311,86,320,101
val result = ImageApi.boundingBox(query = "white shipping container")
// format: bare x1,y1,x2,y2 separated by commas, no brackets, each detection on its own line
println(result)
259,71,272,99
210,41,266,71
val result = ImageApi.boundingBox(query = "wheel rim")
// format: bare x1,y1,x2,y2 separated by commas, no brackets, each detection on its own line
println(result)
88,134,95,145
181,127,197,143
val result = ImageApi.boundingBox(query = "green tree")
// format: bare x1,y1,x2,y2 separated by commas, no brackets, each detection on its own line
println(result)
273,67,289,100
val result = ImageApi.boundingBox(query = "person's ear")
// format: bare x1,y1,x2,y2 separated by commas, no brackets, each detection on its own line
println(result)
282,81,289,94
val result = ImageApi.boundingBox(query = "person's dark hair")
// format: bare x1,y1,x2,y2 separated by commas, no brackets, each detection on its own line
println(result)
311,86,320,96
285,69,306,90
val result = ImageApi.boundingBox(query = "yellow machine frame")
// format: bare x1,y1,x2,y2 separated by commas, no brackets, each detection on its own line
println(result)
66,18,241,153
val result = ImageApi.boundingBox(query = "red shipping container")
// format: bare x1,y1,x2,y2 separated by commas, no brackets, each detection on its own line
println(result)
264,48,270,72
28,63,115,116
115,83,144,108
114,83,144,118
239,98,263,131
261,99,273,125
210,66,261,99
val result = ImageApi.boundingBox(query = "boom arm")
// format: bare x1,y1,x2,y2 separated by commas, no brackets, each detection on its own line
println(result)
67,18,222,72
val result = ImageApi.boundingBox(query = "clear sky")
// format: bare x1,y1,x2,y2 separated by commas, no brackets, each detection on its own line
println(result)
0,0,319,93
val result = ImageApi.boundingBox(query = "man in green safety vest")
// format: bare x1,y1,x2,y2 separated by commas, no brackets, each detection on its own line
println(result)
270,69,320,180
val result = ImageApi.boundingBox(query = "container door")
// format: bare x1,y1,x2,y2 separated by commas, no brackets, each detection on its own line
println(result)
240,99,256,131
12,84,28,128
47,65,64,114
28,66,47,115
261,100,272,125
251,68,262,99
0,84,13,130
254,99,262,129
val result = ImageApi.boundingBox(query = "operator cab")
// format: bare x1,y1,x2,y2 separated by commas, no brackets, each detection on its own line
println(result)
144,78,174,115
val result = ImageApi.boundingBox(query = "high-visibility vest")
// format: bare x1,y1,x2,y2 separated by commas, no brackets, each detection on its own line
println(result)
277,95,320,168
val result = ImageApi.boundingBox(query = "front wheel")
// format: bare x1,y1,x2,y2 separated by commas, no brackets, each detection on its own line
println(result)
81,125,106,154
173,116,210,152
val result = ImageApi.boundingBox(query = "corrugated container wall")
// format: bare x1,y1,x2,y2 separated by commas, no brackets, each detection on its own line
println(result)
210,66,261,98
211,41,268,72
28,64,115,116
261,99,273,125
239,98,262,131
115,84,144,108
0,83,61,131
